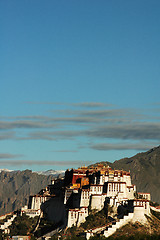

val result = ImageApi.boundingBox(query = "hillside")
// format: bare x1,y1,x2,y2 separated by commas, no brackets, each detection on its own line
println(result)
1,146,160,216
107,215,160,240
43,210,160,239
0,170,53,216
110,146,160,203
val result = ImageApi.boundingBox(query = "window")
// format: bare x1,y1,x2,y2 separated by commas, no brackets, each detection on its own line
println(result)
103,176,105,183
82,192,84,199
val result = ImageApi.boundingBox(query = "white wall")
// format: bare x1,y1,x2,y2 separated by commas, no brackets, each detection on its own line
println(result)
30,196,48,210
91,195,106,211
126,187,134,199
132,200,150,224
80,190,90,207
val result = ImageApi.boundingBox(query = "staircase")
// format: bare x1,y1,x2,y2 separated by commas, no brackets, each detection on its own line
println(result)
103,213,134,238
86,212,134,239
0,214,17,233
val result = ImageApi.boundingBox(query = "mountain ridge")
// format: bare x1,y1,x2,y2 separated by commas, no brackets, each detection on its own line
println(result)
0,146,159,216
0,170,53,216
110,145,160,203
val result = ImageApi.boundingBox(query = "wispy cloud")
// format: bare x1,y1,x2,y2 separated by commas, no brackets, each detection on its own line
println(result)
79,109,130,118
72,102,112,108
26,130,80,141
1,103,160,152
25,101,112,108
23,122,160,141
52,108,134,118
51,150,78,153
0,160,91,166
90,142,156,151
0,120,57,130
25,101,63,105
84,123,160,140
0,132,15,140
0,153,24,159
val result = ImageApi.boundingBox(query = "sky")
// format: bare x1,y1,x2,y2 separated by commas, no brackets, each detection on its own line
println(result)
1,0,160,171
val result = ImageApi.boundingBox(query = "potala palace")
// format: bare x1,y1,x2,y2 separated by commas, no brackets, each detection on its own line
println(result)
18,163,155,239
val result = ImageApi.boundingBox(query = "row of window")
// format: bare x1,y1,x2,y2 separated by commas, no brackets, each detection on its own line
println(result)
70,212,83,219
108,184,121,192
134,201,147,209
82,191,90,199
90,186,102,192
34,197,46,203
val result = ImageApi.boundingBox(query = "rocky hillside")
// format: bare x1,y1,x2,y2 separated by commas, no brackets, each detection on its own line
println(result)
109,146,160,203
107,215,160,240
0,170,53,216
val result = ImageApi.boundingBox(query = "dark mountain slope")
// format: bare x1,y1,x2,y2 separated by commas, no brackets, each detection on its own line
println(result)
111,146,160,203
0,170,53,216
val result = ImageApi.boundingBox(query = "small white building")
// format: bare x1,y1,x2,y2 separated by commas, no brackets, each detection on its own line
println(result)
21,206,41,218
67,207,88,228
137,192,151,201
132,199,150,224
29,195,52,210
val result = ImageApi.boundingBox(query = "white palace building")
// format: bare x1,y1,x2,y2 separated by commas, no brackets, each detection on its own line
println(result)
22,164,152,239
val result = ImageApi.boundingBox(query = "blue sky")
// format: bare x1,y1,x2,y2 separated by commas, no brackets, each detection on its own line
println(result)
1,0,160,171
